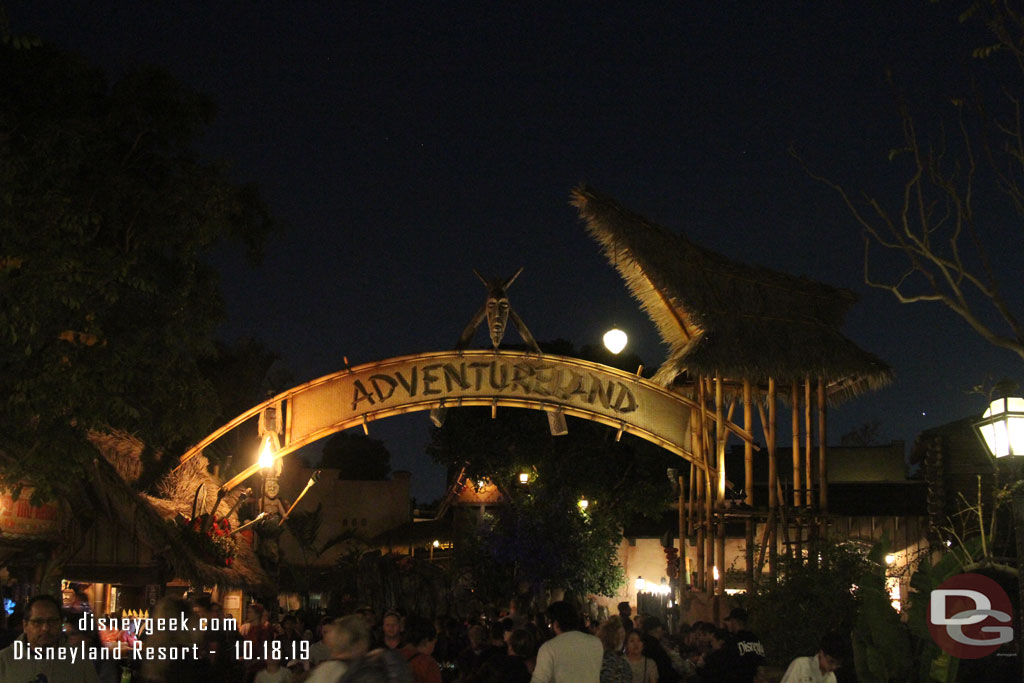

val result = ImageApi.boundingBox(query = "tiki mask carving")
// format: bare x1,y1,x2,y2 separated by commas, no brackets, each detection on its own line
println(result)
476,268,522,349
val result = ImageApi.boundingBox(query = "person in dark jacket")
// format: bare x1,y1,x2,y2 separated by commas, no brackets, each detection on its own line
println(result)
640,617,679,683
723,608,765,683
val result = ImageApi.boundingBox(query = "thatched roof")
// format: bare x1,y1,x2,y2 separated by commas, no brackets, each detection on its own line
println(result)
85,431,272,592
571,186,891,402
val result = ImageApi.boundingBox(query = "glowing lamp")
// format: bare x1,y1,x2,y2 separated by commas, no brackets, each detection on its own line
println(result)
578,498,589,511
603,328,627,354
258,436,275,469
519,472,529,484
432,540,440,548
885,553,896,566
635,576,646,591
974,395,1024,458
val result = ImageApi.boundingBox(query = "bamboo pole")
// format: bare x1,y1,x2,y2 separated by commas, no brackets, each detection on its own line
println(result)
791,381,802,508
818,378,828,532
715,374,726,601
791,382,802,558
768,378,777,577
688,462,696,537
695,382,706,591
716,374,725,503
699,377,714,593
744,379,754,592
805,377,812,509
678,474,686,600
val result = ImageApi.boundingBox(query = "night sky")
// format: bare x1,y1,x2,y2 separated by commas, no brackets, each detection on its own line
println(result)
12,2,1024,501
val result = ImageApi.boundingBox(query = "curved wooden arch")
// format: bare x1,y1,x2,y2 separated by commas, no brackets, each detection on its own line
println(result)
177,350,754,491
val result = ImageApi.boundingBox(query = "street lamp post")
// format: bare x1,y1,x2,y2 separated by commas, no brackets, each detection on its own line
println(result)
973,386,1024,678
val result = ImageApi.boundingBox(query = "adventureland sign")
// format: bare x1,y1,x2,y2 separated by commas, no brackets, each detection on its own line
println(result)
286,350,694,460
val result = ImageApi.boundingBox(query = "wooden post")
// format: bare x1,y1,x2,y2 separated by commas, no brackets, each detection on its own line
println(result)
744,379,754,592
818,379,828,532
791,382,802,508
767,378,777,578
805,377,812,509
688,462,696,537
791,382,802,557
714,374,726,601
678,474,686,601
695,388,706,592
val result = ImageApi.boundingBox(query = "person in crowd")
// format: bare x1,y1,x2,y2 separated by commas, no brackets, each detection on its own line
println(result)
306,615,371,683
0,595,99,682
256,644,295,683
623,629,657,683
65,616,119,683
399,614,443,683
308,615,336,666
432,615,462,666
509,628,537,676
616,603,633,643
779,631,846,683
382,609,405,649
508,598,528,629
597,618,631,683
697,628,730,682
469,625,534,683
530,600,602,683
456,623,489,679
723,608,765,683
137,596,209,683
640,617,679,683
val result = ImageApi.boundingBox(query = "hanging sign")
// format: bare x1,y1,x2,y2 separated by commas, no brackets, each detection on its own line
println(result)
0,487,62,538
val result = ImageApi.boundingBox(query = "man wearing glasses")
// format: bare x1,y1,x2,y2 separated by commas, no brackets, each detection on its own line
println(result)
0,594,99,682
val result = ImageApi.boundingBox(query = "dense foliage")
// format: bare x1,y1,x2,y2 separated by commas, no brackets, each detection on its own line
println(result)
428,340,678,600
0,44,275,498
746,540,872,666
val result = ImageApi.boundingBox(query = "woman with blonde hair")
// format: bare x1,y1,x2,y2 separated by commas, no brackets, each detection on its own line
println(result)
598,618,631,683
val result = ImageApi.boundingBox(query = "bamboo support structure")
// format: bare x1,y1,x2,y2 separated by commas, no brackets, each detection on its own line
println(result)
818,378,828,532
805,377,812,509
695,395,706,591
768,378,777,577
744,379,754,592
688,462,696,538
678,474,686,599
791,381,801,508
791,382,802,557
714,374,726,600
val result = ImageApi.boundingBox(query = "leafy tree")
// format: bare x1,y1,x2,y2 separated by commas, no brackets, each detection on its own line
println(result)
0,44,275,499
746,539,872,666
198,338,293,479
320,432,392,480
428,340,677,599
798,3,1024,362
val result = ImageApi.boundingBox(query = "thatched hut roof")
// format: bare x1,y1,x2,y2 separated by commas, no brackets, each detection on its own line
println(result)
84,432,272,592
571,186,891,402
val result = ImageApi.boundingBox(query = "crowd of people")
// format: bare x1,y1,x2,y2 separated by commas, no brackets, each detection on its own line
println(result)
0,592,847,683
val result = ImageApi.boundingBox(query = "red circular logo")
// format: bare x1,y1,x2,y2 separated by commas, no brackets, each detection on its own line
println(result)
927,573,1014,659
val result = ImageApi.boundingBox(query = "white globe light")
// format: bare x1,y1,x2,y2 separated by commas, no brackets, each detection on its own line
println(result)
603,328,627,354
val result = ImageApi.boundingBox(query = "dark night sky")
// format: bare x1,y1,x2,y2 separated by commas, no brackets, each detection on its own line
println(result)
12,2,1024,501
